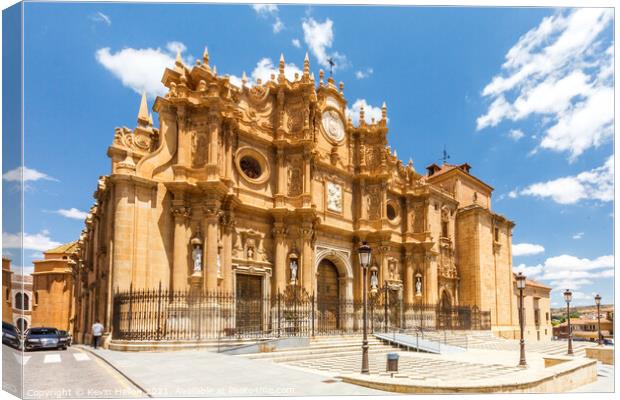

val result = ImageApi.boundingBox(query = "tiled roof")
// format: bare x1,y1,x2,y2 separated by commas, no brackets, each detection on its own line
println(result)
45,240,79,255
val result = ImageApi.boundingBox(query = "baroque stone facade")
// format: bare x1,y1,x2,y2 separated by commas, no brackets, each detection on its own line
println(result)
73,51,548,342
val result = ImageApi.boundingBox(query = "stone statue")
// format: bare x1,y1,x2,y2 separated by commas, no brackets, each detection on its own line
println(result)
192,246,202,273
416,276,422,296
290,259,298,284
216,253,221,276
370,270,379,290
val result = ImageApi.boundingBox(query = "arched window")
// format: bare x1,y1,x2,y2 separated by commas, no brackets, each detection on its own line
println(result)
16,318,27,332
23,294,29,310
14,293,23,310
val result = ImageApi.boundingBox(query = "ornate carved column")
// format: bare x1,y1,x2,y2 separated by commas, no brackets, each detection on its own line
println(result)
206,113,220,180
272,222,288,296
220,210,235,292
301,222,314,294
203,201,221,291
175,106,190,169
302,149,312,208
171,197,191,292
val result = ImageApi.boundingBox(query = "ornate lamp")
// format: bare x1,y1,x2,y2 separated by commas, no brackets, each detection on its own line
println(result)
516,272,527,367
358,241,372,375
595,294,602,346
564,289,574,355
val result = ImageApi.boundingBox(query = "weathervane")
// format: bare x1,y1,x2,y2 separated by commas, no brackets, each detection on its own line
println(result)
440,145,450,164
327,57,335,76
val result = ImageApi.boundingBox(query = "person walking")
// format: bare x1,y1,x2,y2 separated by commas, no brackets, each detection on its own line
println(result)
91,320,104,349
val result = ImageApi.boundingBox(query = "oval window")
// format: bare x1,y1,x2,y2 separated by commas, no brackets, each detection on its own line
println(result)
386,204,397,221
240,156,262,179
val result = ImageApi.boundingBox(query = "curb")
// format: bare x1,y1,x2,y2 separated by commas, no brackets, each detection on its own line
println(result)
77,345,152,398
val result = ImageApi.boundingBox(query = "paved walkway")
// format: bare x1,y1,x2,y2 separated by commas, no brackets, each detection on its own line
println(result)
570,363,614,393
78,345,392,397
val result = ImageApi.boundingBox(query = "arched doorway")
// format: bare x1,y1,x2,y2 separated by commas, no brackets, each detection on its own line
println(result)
437,290,453,329
317,259,340,331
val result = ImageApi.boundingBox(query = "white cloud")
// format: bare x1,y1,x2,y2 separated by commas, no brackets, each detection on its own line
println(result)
512,243,545,256
3,231,62,252
477,9,613,161
355,68,374,80
508,129,525,141
514,253,613,291
252,4,284,34
252,4,278,15
572,232,584,240
95,42,191,99
291,38,301,48
2,166,57,182
511,156,613,204
90,11,111,26
272,17,284,33
302,17,347,70
55,208,89,220
345,99,384,126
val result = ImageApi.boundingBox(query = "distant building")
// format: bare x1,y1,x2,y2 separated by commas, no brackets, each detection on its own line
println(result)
553,317,614,341
11,273,33,331
2,257,13,324
31,242,77,332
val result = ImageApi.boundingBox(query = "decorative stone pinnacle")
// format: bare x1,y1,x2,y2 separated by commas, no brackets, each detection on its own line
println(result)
203,47,209,65
303,52,310,74
242,71,248,86
319,69,324,86
175,50,183,66
279,53,285,75
359,105,365,125
213,65,217,76
137,92,150,126
339,81,344,93
382,101,387,120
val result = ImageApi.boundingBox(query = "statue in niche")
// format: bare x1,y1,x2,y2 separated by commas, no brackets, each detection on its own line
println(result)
288,165,303,196
290,258,298,284
192,246,202,273
416,275,423,296
247,246,255,260
370,269,379,291
191,131,208,167
326,182,342,212
367,187,381,220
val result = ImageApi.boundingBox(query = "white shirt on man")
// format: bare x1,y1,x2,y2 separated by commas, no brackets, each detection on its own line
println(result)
92,323,104,337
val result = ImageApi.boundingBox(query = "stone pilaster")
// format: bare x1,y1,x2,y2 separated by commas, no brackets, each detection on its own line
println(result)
301,222,314,294
272,222,288,296
221,210,235,292
111,179,133,292
171,198,190,292
404,251,414,303
203,201,221,291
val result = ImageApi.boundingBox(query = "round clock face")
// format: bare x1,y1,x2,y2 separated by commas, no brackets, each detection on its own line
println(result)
321,110,345,142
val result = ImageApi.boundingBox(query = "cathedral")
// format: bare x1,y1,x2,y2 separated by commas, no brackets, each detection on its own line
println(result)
73,50,551,346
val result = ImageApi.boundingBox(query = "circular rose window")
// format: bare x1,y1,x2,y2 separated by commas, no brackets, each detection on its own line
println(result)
235,147,270,185
240,156,262,179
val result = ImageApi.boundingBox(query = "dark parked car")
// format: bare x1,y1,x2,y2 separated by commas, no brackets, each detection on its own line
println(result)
24,327,66,351
2,322,21,349
57,330,72,347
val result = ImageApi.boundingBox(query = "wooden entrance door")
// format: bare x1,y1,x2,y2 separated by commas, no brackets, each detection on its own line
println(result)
317,259,340,331
236,274,263,334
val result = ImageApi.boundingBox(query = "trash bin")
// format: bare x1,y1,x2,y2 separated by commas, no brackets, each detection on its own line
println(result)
386,352,399,373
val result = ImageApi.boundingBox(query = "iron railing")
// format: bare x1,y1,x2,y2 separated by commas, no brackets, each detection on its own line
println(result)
111,284,491,341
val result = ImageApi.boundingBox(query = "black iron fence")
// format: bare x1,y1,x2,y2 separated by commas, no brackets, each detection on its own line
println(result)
111,284,491,341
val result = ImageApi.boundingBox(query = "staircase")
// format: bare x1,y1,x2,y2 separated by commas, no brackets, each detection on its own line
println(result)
236,335,396,362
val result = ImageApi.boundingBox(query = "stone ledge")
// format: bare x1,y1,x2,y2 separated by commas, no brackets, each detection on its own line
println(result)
339,357,597,393
585,346,614,365
108,338,263,352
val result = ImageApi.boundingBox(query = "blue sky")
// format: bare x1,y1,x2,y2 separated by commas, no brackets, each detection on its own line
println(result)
2,3,614,307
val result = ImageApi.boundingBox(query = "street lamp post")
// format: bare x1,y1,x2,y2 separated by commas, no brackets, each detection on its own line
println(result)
358,242,372,375
564,289,574,356
516,272,527,367
595,294,602,346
